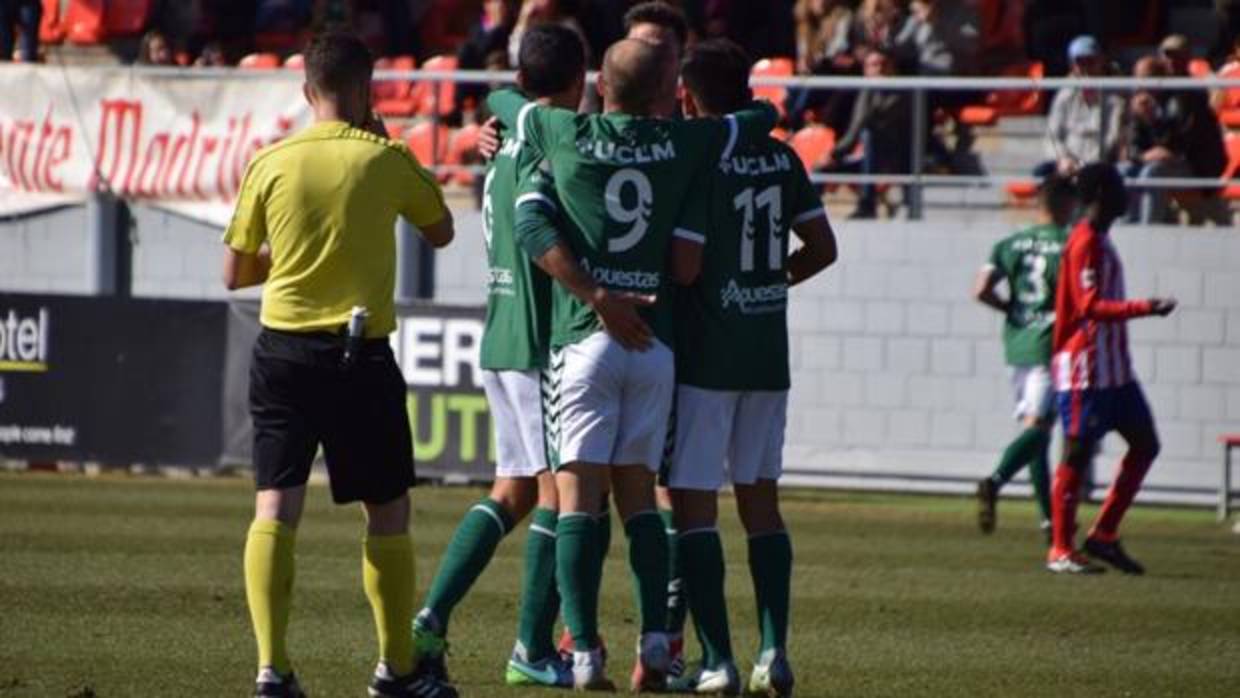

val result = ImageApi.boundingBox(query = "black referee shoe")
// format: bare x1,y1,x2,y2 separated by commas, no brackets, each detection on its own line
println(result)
254,667,306,698
369,662,459,698
1084,537,1145,575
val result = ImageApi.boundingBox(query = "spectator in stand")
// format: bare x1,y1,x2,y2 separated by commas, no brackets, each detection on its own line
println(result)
455,0,519,119
847,0,905,55
815,48,912,219
1210,0,1240,65
507,0,588,69
0,0,41,62
892,0,981,170
788,0,861,131
137,30,177,66
1218,33,1240,73
892,0,978,79
195,41,231,67
1035,35,1126,179
1124,55,1189,223
1157,34,1230,225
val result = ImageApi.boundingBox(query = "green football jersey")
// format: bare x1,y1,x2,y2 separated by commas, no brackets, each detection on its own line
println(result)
486,89,778,348
674,136,825,391
478,135,556,371
987,222,1068,367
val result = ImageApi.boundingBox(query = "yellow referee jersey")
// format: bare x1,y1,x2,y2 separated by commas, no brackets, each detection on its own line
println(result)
223,120,447,337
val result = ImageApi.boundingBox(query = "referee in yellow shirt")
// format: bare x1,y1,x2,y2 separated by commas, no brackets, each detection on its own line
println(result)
222,32,456,698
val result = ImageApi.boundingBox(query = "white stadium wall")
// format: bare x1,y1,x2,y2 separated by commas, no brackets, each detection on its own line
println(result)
3,205,1237,503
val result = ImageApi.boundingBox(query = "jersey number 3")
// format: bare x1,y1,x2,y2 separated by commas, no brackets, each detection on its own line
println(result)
605,168,653,253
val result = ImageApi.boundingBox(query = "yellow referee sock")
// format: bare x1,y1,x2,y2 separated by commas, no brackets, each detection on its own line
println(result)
363,533,417,676
244,519,296,673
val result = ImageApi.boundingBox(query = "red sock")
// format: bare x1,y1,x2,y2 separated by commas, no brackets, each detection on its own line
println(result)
1051,463,1081,555
1090,452,1154,542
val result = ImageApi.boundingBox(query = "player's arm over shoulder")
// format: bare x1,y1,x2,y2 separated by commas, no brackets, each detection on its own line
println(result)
484,88,574,157
388,142,454,248
674,100,780,163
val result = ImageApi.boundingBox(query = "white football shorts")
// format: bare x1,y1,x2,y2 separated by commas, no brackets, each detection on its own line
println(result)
482,369,549,478
666,385,788,491
1010,364,1054,421
549,331,674,472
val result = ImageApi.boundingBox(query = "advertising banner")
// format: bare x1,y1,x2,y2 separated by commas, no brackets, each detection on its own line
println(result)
0,65,311,226
0,293,228,466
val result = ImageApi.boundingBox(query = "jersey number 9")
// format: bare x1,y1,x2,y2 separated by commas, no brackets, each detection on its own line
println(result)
605,168,653,253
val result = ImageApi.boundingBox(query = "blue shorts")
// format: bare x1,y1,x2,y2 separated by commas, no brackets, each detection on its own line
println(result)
1056,383,1155,445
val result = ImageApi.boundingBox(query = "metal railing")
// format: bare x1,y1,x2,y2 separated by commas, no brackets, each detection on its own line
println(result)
112,66,1240,219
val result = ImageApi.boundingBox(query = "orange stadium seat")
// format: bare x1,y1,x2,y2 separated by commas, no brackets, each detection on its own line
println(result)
445,123,482,185
103,0,152,36
239,53,281,70
1217,63,1240,128
1223,133,1240,200
64,0,105,44
414,55,458,117
39,0,63,43
283,53,304,70
789,125,834,173
959,61,1045,127
1005,180,1039,204
373,56,419,116
405,122,452,181
751,57,794,119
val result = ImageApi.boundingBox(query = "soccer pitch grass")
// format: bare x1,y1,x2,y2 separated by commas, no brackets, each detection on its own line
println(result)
2,473,1238,697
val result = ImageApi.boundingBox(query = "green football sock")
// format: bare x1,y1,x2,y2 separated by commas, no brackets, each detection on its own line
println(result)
556,512,600,651
625,511,670,634
661,509,688,637
594,503,612,590
680,528,733,668
516,507,560,662
748,530,792,653
1029,438,1052,521
990,427,1050,488
418,498,513,634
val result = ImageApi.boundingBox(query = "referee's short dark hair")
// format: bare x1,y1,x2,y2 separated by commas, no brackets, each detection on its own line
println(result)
304,31,373,96
624,1,689,48
681,39,753,115
518,25,586,97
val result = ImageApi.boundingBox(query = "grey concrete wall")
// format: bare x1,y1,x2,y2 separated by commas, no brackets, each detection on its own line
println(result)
4,204,1235,502
779,222,1239,503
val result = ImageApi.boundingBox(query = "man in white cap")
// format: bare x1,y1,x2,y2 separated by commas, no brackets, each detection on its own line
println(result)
1037,35,1128,178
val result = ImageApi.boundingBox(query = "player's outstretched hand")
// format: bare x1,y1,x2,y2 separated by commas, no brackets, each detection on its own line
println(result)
1149,297,1177,317
477,117,501,160
590,289,654,351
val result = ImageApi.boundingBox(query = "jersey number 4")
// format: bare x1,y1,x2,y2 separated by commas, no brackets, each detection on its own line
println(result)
734,185,783,272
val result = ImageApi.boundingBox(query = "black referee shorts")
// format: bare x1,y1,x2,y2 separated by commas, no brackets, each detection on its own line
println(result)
249,328,415,504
